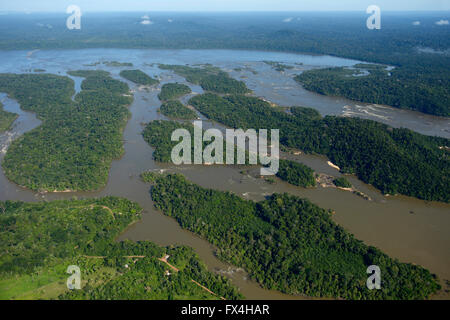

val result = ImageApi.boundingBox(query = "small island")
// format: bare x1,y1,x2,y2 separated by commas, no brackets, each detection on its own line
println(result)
120,69,159,86
276,159,316,187
333,177,353,189
103,61,133,67
159,100,197,120
158,83,192,101
159,64,250,95
263,61,294,72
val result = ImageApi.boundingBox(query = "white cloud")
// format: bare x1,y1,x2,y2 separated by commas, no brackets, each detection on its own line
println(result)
283,17,293,23
435,19,449,26
141,19,153,25
168,19,173,23
412,21,420,26
36,22,52,29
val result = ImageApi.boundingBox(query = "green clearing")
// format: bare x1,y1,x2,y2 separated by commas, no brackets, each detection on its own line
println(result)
0,197,242,300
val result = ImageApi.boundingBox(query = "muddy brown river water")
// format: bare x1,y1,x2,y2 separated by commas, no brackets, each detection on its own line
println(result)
0,49,449,299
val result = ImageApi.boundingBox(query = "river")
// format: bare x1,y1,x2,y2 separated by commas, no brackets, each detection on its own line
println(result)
0,48,449,299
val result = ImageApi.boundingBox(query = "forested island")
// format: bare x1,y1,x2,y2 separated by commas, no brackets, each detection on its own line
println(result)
159,64,250,95
333,177,353,189
158,83,192,101
143,120,194,163
103,61,133,67
143,172,440,299
263,61,295,72
0,197,242,300
295,64,450,117
277,159,316,188
159,100,197,120
0,71,132,191
143,120,268,166
0,102,17,132
189,93,450,202
119,69,159,86
156,83,197,119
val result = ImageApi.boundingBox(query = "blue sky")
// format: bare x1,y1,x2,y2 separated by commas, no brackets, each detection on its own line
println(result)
1,0,449,12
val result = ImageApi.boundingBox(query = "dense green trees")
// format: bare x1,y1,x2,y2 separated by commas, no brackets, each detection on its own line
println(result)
0,71,132,191
0,197,242,300
159,100,197,119
277,160,316,187
145,172,440,299
0,197,141,274
263,61,294,72
59,241,242,300
143,120,259,166
295,65,450,117
159,64,222,84
103,61,133,67
78,72,130,93
143,120,194,163
0,102,17,132
290,106,321,120
200,72,250,95
119,69,159,86
158,83,192,101
189,93,450,202
333,177,352,189
159,64,250,94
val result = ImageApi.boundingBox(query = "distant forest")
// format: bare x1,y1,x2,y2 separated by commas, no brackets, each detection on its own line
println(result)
1,12,448,115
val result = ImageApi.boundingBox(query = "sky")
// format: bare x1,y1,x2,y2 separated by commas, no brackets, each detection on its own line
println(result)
0,0,449,12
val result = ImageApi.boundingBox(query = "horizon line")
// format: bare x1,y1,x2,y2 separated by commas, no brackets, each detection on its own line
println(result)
1,10,450,14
